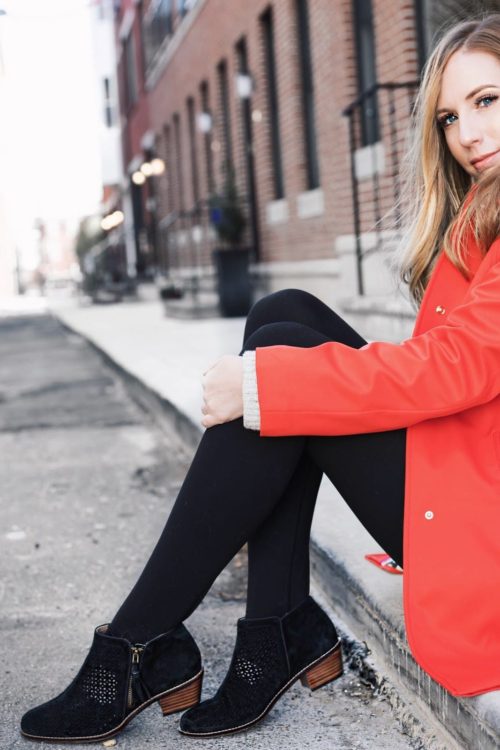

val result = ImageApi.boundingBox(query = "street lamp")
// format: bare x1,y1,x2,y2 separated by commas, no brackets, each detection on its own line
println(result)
101,210,124,232
138,157,165,178
235,72,253,99
140,161,154,177
197,112,212,133
149,157,165,175
132,171,146,185
131,154,166,277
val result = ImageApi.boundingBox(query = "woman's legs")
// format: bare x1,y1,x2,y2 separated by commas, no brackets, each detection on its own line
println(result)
244,290,365,617
245,451,322,618
110,321,321,642
111,291,405,642
243,290,405,617
178,291,405,736
22,290,406,742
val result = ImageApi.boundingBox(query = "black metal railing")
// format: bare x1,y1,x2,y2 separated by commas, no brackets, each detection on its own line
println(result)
157,205,213,300
156,198,252,300
81,236,134,301
343,81,420,295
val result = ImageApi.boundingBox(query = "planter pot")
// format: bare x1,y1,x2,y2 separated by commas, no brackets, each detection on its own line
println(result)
213,247,253,317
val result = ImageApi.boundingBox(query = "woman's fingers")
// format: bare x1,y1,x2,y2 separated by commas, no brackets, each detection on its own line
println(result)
201,413,217,429
202,358,219,377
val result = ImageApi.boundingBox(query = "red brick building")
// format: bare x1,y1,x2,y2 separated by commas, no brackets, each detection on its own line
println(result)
113,0,498,300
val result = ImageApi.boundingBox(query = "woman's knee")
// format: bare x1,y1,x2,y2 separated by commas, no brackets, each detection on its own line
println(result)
244,289,323,340
243,321,328,352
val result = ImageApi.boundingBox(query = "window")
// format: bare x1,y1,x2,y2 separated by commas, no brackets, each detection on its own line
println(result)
144,0,173,69
173,113,185,211
200,81,215,195
415,0,500,70
177,0,191,17
260,6,284,199
187,97,200,206
414,0,428,72
163,124,174,215
217,59,233,174
138,1,147,86
235,36,260,259
124,32,138,109
352,0,379,146
103,77,114,127
295,0,320,189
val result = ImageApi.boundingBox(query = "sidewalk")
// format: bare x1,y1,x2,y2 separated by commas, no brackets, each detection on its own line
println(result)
49,293,499,750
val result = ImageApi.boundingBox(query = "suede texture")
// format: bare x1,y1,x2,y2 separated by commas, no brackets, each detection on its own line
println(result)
141,623,202,695
281,595,339,676
180,596,339,735
20,628,131,739
21,623,201,741
180,616,289,734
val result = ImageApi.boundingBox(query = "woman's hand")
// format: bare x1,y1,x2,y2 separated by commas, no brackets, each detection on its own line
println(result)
201,355,244,428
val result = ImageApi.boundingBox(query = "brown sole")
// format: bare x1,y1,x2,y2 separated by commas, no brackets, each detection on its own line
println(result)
20,669,204,744
179,641,343,738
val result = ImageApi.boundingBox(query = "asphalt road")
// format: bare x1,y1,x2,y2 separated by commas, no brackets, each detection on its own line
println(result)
0,312,421,749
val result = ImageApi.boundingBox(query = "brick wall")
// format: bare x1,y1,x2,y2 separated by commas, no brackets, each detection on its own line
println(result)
131,0,422,266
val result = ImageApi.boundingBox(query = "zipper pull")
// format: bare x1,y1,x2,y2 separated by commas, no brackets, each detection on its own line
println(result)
131,645,144,666
128,645,145,708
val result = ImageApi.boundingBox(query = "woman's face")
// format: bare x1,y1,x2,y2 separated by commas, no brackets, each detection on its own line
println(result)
436,49,500,178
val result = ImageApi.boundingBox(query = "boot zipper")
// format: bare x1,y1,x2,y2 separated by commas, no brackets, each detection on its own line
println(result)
127,645,144,709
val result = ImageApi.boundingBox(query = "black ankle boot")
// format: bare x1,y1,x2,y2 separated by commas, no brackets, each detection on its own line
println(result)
20,622,203,743
179,595,342,737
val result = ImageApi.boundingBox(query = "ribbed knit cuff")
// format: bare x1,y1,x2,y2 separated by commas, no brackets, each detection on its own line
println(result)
242,351,261,431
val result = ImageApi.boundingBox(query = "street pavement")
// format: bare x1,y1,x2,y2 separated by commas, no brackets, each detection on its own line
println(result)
1,311,422,749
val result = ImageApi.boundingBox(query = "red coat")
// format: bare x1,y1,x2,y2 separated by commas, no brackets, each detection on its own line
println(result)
254,232,500,697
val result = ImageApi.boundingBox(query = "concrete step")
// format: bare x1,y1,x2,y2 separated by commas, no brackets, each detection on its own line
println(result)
339,293,416,342
162,290,221,319
311,480,500,750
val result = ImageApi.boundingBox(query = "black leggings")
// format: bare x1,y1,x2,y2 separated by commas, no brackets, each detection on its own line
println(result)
110,290,406,643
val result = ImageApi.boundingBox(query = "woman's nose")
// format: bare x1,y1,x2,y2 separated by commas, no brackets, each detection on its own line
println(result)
458,114,482,147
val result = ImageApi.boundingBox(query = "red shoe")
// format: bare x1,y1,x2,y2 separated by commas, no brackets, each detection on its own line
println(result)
365,553,403,574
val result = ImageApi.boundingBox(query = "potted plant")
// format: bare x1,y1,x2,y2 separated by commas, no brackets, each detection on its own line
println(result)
209,169,252,317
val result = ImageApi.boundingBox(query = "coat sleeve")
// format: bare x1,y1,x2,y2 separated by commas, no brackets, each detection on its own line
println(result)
255,239,500,437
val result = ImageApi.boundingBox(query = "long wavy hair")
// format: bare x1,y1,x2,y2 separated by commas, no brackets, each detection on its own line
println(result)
399,13,500,305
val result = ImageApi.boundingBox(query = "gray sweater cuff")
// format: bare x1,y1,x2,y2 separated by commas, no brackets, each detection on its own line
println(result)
242,351,261,431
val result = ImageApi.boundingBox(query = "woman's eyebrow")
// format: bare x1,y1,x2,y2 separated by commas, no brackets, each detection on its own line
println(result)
436,84,500,114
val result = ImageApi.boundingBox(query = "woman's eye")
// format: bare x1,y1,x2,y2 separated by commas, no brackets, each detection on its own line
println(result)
438,113,457,128
477,94,498,107
437,94,498,128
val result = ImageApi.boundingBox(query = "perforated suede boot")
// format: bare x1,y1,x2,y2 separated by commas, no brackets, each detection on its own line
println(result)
20,622,203,743
179,595,342,737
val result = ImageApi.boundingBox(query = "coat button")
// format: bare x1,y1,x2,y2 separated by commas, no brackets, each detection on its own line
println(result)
425,510,434,520
435,305,446,314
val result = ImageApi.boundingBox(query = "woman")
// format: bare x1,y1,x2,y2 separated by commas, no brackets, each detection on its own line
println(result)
20,13,500,744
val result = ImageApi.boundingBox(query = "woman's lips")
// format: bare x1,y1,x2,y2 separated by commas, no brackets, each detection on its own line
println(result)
471,150,500,171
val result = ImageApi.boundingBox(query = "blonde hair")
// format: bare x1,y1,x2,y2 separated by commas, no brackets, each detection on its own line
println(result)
399,13,500,305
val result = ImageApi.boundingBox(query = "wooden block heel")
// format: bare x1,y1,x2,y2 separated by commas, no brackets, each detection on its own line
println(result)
300,643,343,691
158,671,203,716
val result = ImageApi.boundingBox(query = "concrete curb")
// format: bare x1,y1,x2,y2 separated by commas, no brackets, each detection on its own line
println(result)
58,316,204,451
311,536,500,750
